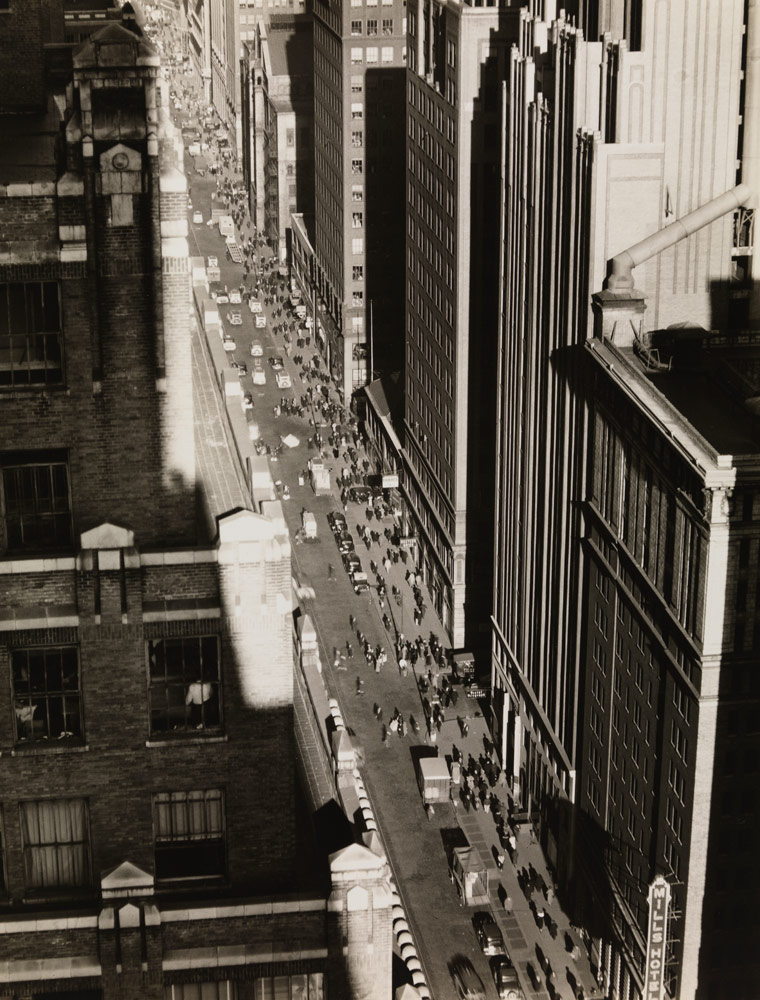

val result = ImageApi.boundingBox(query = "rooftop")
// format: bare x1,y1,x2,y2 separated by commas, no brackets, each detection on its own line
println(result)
266,23,312,81
591,331,760,463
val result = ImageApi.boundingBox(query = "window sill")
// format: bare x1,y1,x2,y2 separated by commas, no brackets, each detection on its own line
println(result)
146,734,227,748
10,741,88,757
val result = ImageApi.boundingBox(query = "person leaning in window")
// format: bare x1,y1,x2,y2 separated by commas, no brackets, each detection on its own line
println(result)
185,679,218,729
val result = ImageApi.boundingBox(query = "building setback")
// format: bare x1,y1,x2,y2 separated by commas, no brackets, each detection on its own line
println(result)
312,0,406,400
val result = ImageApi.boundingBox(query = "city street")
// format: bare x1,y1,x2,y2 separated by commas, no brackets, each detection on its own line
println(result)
178,138,603,1000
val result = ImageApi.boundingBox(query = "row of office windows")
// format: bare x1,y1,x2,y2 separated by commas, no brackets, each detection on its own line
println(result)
167,978,324,1000
350,17,396,35
8,637,223,744
0,790,225,893
349,45,401,65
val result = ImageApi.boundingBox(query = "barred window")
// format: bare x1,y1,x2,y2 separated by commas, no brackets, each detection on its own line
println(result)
382,17,393,34
0,281,63,386
153,789,225,880
1,450,72,551
147,636,221,734
12,647,82,742
350,18,362,34
366,18,377,34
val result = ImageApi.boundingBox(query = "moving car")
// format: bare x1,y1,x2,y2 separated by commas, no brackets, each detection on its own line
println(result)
207,256,218,268
474,912,507,956
255,314,267,329
350,570,370,594
242,392,254,411
222,332,236,352
250,340,263,357
349,485,371,504
228,311,242,326
228,289,242,304
249,299,263,313
275,371,292,389
490,957,524,1000
252,361,266,385
450,959,486,1000
192,210,203,224
268,356,284,370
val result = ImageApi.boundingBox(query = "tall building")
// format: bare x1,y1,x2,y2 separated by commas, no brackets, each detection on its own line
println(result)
242,18,314,259
209,0,241,153
0,6,373,998
489,1,759,998
312,0,406,400
403,0,519,646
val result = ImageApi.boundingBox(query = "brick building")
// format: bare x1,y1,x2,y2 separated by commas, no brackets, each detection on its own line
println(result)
0,6,393,999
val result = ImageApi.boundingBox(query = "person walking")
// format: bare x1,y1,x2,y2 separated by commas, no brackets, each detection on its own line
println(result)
328,563,335,581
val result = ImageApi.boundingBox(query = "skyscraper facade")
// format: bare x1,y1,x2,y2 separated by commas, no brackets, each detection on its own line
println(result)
312,0,406,400
490,1,758,998
403,0,517,646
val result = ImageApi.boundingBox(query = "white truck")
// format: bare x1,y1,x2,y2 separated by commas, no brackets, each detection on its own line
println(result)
218,214,235,239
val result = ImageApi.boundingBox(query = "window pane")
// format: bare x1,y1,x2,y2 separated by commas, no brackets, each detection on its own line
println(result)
20,798,89,889
12,648,82,742
154,790,226,880
147,637,221,734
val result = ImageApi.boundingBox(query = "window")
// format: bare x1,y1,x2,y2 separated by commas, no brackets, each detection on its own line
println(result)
352,184,364,201
351,102,363,120
351,130,363,148
20,798,89,889
254,975,324,1000
352,238,364,254
352,317,364,334
353,265,364,281
367,17,377,34
286,128,295,147
0,281,63,386
12,647,81,742
351,47,363,64
352,212,363,229
352,291,364,306
382,17,393,34
351,158,363,175
165,985,236,1000
366,46,378,63
351,75,363,93
382,46,394,63
1,450,72,551
147,636,221,734
153,789,225,880
350,18,362,33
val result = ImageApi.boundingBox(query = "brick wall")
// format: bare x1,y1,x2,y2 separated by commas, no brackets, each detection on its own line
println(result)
0,1,46,111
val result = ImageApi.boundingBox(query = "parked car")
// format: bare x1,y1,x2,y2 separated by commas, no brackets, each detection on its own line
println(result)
450,959,486,1000
342,551,361,573
215,290,229,305
229,289,242,304
268,356,284,370
207,256,218,268
242,392,254,411
490,957,524,1000
192,210,203,224
474,912,507,957
329,511,347,534
275,371,292,389
336,531,355,554
250,340,263,357
350,570,370,594
252,361,266,385
228,311,243,326
222,332,236,352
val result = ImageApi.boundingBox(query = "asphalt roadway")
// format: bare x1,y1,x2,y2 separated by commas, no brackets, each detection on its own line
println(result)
181,131,604,1000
